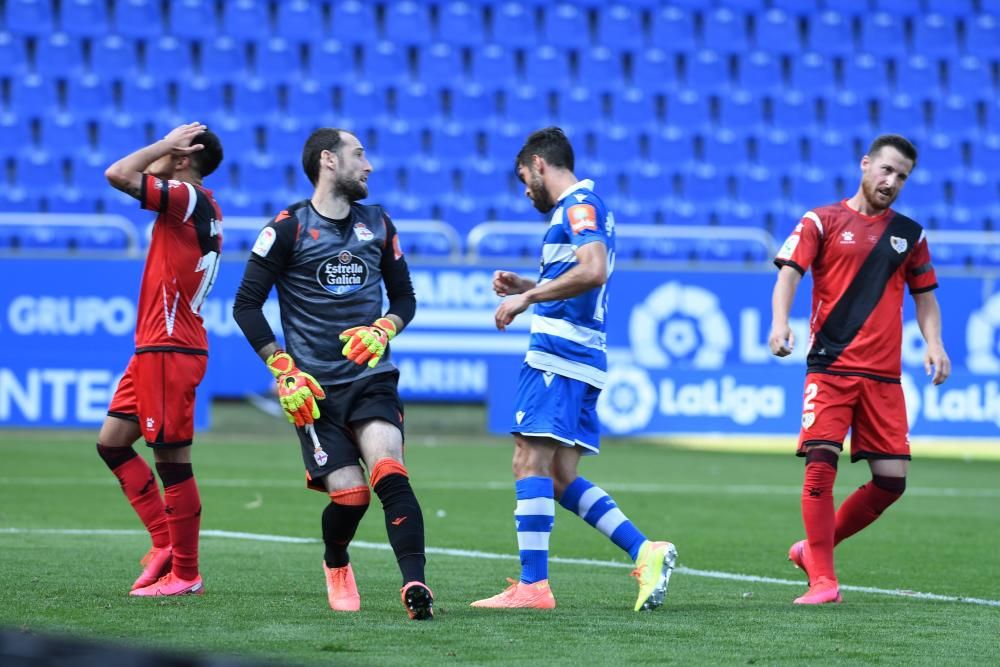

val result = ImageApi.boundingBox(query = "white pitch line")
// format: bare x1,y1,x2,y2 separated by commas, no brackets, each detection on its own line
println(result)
3,527,999,608
2,477,999,499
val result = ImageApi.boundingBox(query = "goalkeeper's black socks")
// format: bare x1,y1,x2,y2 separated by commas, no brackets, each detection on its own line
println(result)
323,486,371,568
371,461,426,585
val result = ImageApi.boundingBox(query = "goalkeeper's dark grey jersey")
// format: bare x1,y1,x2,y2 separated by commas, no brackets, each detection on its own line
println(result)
233,200,416,386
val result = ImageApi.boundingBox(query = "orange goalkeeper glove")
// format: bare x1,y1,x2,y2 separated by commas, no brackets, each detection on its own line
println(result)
266,351,326,426
339,317,397,369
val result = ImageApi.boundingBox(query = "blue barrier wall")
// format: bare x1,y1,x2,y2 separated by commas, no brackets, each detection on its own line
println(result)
2,257,998,436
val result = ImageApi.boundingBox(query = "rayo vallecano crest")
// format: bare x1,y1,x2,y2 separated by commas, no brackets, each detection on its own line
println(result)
889,236,908,253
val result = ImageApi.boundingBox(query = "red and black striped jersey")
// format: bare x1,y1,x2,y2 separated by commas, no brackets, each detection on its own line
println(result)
774,200,937,381
134,174,223,353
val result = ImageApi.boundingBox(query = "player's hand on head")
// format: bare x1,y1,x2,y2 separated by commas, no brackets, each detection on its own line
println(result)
163,122,208,155
769,324,794,357
925,344,951,385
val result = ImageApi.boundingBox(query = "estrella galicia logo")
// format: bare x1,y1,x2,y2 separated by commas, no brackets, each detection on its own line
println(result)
317,251,368,296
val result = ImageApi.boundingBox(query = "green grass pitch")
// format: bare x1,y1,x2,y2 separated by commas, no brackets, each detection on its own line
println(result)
1,402,998,666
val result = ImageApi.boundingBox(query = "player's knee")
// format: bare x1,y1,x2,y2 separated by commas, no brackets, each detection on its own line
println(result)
369,457,408,489
804,446,840,468
872,475,906,495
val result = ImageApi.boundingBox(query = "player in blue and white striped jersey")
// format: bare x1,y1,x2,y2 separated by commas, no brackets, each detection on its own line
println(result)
470,127,677,612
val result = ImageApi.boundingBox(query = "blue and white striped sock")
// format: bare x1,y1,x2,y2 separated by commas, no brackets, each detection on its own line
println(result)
515,476,555,584
559,476,647,561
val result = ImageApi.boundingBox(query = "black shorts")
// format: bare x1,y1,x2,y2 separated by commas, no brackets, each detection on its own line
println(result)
296,370,404,491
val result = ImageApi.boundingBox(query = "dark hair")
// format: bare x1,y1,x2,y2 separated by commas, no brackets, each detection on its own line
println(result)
190,130,223,178
868,134,917,165
302,127,351,186
514,126,574,175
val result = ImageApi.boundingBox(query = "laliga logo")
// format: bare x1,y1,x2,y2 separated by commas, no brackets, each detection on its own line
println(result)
597,366,657,434
628,282,732,368
966,292,1000,374
900,373,920,428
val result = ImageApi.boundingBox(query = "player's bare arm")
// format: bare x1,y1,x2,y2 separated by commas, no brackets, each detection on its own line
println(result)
769,265,802,357
495,242,606,330
492,270,537,297
913,290,950,385
104,122,208,200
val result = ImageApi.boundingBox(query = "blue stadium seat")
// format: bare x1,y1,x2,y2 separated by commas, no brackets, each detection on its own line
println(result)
554,85,595,132
215,188,264,217
898,169,938,211
592,124,638,165
769,0,822,16
702,8,748,54
648,125,695,166
144,36,194,80
965,15,1000,61
610,86,656,128
339,81,380,121
523,45,571,90
276,0,325,43
4,0,53,36
113,0,163,39
788,166,838,208
718,89,762,131
491,2,538,48
0,112,29,154
20,225,79,250
330,0,377,46
0,32,29,78
432,121,479,162
917,133,961,177
385,1,431,46
702,128,749,167
598,4,643,53
577,46,623,92
16,149,57,193
912,14,959,60
969,133,1000,173
48,187,101,215
402,229,455,257
382,193,434,220
35,33,84,78
459,159,504,201
96,114,149,158
254,36,300,82
754,9,798,55
952,171,993,212
395,82,439,124
986,98,1000,135
377,120,424,164
809,131,857,171
175,76,224,119
872,0,922,17
440,194,490,234
201,35,247,83
734,165,782,206
469,44,517,90
237,151,286,194
665,89,709,130
305,39,352,85
825,90,868,135
406,159,448,195
475,231,536,259
806,11,853,58
680,163,724,206
842,53,889,97
40,112,91,157
948,56,992,102
492,195,541,222
66,74,112,120
931,94,977,137
10,74,58,115
0,186,39,213
222,0,269,41
925,0,975,17
485,122,525,165
894,54,938,100
232,77,280,121
90,35,137,80
858,12,906,58
770,89,815,135
755,129,798,167
738,50,782,96
119,75,164,117
167,0,217,39
650,7,695,54
542,3,589,50
881,93,926,138
631,47,678,93
722,200,767,229
450,83,494,124
685,49,729,94
420,42,462,88
629,162,667,204
788,52,835,98
362,40,410,87
437,2,485,47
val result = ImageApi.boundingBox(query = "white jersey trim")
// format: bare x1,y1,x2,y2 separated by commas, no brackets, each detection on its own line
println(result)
525,350,606,388
542,243,577,265
530,315,606,351
803,210,824,236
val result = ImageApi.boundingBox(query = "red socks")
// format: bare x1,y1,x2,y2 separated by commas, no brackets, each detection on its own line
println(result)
835,476,905,544
156,463,201,581
97,445,169,549
801,448,839,584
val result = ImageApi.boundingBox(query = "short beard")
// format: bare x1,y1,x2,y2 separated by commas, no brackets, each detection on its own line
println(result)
338,176,368,202
862,179,896,211
528,174,552,213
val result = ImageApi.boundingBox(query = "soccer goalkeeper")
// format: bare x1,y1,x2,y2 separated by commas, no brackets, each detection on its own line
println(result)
233,128,432,620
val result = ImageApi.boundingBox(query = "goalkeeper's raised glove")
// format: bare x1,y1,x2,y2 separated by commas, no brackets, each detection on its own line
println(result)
339,317,397,369
266,350,326,427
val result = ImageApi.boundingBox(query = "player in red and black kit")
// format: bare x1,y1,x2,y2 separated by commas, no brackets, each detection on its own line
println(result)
769,134,951,605
97,122,224,597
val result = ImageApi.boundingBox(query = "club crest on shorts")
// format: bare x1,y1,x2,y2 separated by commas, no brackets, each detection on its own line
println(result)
890,235,908,254
313,446,328,466
802,412,815,429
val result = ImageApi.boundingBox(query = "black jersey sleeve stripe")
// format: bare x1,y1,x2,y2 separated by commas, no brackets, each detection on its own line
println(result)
910,283,939,294
774,258,806,275
909,262,934,277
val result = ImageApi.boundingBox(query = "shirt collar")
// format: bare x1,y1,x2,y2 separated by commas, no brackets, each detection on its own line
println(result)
556,179,595,204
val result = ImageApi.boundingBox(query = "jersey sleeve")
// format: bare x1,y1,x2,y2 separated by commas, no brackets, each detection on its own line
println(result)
773,211,823,275
379,211,416,327
562,200,607,248
140,174,198,226
247,210,297,271
905,231,938,294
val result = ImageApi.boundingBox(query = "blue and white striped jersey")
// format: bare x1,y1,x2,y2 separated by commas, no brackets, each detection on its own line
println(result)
525,179,615,388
